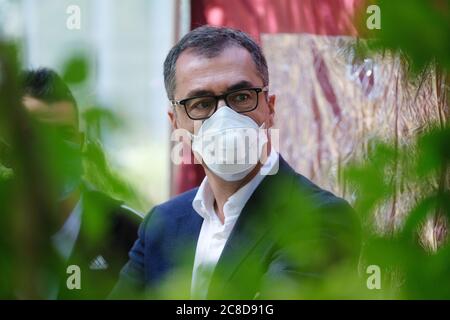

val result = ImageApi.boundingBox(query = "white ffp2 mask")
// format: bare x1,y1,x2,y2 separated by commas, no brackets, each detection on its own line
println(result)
191,106,268,182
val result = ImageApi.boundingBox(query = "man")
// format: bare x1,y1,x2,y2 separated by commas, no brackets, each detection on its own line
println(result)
21,68,142,299
114,26,360,299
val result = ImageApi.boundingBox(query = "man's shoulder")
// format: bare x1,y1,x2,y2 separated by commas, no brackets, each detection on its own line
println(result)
277,159,361,257
80,189,142,246
287,167,360,244
294,172,349,207
82,189,142,220
278,157,354,214
143,187,199,222
138,187,202,246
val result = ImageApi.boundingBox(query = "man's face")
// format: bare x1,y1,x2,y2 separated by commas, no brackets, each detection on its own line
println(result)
22,96,81,144
22,96,83,198
168,46,275,133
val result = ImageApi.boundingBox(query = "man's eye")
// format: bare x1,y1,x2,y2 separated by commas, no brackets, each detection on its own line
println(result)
192,100,214,109
233,93,250,102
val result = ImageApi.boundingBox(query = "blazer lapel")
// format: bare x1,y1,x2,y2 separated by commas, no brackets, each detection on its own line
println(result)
208,157,297,298
171,206,204,295
174,207,204,266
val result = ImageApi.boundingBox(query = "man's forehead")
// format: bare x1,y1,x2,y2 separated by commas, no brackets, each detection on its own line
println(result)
174,46,262,97
22,96,77,128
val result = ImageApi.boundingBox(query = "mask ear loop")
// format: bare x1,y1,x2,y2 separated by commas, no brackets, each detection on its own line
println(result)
259,120,279,176
258,122,269,160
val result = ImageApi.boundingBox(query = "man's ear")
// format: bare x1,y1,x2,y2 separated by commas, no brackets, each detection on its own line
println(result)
267,94,276,127
168,109,178,130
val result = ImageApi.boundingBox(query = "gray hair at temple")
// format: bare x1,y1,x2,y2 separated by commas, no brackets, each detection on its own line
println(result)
163,25,269,101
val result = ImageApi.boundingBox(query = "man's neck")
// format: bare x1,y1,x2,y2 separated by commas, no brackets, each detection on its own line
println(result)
205,140,272,224
205,163,262,225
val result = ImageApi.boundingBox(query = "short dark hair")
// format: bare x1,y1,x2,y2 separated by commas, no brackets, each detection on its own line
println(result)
163,25,269,100
21,68,79,125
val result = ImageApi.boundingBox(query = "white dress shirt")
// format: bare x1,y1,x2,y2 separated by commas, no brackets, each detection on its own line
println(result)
49,197,83,299
51,197,143,262
191,148,279,299
52,197,83,261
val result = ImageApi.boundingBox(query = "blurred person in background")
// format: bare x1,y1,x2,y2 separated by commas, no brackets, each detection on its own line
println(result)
113,26,361,299
20,68,142,299
0,136,13,182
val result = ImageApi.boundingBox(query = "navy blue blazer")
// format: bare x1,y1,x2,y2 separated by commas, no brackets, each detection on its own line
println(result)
112,157,360,299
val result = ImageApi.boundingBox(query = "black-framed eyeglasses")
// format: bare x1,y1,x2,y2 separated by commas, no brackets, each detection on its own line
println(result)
171,86,269,120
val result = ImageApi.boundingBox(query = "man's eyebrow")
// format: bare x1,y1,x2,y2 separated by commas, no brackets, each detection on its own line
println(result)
183,80,258,100
226,80,257,92
184,89,215,99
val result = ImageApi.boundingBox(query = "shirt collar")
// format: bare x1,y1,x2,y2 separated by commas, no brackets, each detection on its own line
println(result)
192,148,279,223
